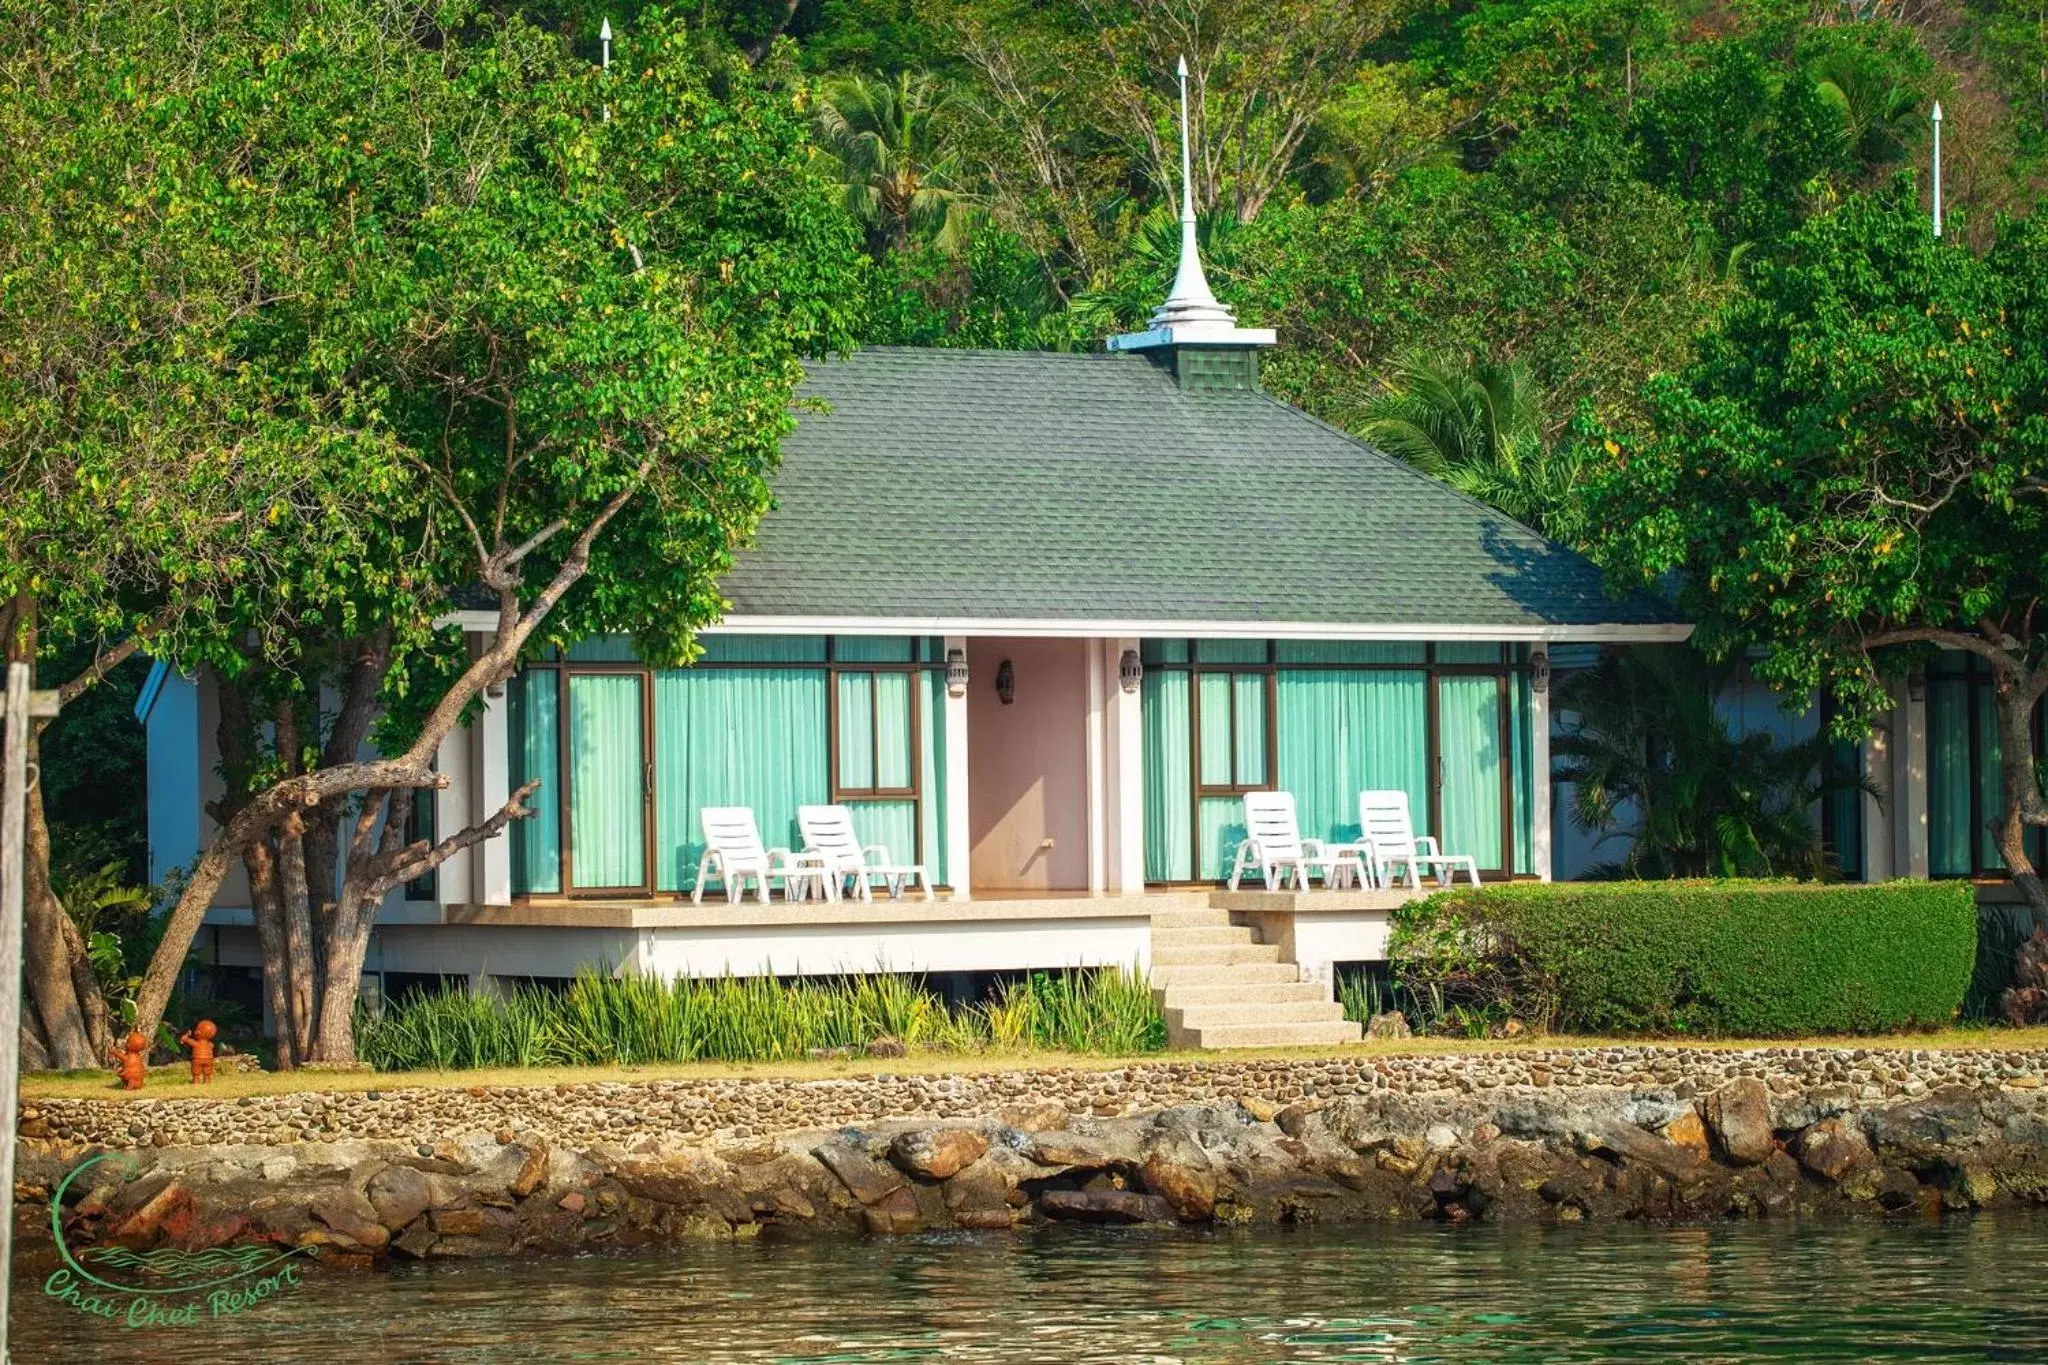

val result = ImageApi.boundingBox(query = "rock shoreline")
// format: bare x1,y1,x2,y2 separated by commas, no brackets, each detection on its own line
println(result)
18,1046,2048,1263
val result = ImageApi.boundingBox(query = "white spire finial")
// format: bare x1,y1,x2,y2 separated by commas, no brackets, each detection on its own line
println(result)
1931,100,1943,238
1149,54,1232,330
1104,53,1276,353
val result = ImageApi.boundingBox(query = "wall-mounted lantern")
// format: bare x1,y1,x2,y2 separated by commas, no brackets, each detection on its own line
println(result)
995,659,1015,705
945,648,969,699
1907,666,1927,704
1119,649,1143,694
1530,648,1549,696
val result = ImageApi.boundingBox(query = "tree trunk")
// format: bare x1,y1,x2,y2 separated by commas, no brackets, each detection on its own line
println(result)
243,837,297,1069
1993,667,2048,928
275,806,319,1062
5,597,107,1070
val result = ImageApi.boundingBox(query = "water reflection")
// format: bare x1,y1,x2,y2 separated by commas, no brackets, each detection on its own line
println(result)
16,1215,2048,1363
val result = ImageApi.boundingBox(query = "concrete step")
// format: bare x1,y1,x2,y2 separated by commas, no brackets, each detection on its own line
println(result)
1148,942,1281,968
1154,979,1330,1007
1146,907,1236,931
1166,999,1348,1030
1170,1019,1364,1050
1148,924,1257,948
1147,961,1302,989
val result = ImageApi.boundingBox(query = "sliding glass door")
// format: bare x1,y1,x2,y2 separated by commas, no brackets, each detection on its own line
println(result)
509,635,949,897
1435,673,1505,872
1140,640,1535,883
567,672,647,892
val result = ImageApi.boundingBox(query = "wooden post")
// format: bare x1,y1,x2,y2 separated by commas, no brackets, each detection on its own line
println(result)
0,662,60,1360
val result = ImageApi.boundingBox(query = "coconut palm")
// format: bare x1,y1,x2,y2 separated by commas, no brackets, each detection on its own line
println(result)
1553,646,1875,880
814,71,978,256
1360,350,1582,534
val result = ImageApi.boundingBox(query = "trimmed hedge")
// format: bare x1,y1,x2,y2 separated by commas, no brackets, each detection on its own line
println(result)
1389,880,1977,1037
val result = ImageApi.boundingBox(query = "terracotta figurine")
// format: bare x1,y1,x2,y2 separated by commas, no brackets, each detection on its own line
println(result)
111,1031,149,1091
178,1019,218,1085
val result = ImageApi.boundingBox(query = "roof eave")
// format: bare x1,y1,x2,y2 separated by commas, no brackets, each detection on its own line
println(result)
709,614,1691,643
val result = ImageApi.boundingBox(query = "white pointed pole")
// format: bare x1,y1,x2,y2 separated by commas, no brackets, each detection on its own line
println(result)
1931,100,1943,239
600,18,613,122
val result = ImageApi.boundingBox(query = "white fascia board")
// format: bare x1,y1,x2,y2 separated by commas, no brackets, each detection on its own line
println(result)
436,609,502,632
711,615,1692,644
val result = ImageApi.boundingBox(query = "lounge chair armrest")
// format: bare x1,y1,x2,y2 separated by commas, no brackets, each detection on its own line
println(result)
1302,838,1328,858
861,844,892,866
1414,836,1442,857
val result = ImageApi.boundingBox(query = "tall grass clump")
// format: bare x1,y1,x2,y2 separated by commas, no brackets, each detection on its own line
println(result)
356,966,1164,1072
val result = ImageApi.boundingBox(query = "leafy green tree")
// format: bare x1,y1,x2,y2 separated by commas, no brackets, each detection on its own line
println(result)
1554,646,1866,879
815,70,979,255
1631,40,1848,244
43,0,868,1063
1360,351,1584,535
1235,128,1730,441
1,0,412,1067
1580,183,2048,918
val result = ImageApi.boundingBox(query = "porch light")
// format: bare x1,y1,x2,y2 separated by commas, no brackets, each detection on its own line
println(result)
1530,649,1549,695
945,648,969,699
1907,667,1927,703
1119,649,1143,694
995,659,1015,705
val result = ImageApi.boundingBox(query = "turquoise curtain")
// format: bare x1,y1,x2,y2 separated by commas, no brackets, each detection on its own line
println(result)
1928,677,1972,876
837,672,875,789
1233,675,1266,784
1277,642,1427,664
1196,672,1265,785
568,674,645,888
1143,668,1193,880
653,667,829,891
835,637,915,663
1437,674,1504,869
1511,672,1534,875
1195,639,1267,663
874,673,913,788
1276,669,1429,850
510,670,561,894
697,634,828,663
1199,795,1246,880
1435,642,1503,665
847,799,918,868
834,671,913,791
921,670,946,886
1198,672,1234,785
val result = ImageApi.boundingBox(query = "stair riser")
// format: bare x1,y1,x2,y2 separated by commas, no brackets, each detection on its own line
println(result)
1166,1002,1346,1028
1149,945,1281,968
1148,963,1301,988
1169,1021,1363,1050
1153,982,1329,1007
1149,925,1258,947
1146,909,1236,930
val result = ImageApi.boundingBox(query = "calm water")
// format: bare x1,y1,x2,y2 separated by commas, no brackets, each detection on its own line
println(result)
15,1216,2048,1363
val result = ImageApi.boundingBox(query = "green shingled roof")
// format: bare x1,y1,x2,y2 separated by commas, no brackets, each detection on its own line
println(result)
718,347,1678,632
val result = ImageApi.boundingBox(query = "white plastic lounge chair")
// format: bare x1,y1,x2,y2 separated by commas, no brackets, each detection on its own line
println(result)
1357,789,1481,890
798,804,935,902
1226,791,1370,891
691,806,830,904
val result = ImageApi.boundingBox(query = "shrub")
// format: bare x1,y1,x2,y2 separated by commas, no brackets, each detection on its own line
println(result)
1389,880,1977,1037
355,966,1164,1071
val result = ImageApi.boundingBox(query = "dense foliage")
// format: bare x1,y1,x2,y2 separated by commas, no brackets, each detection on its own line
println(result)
1390,880,1978,1036
1554,646,1870,878
355,968,1166,1069
1579,185,2048,915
